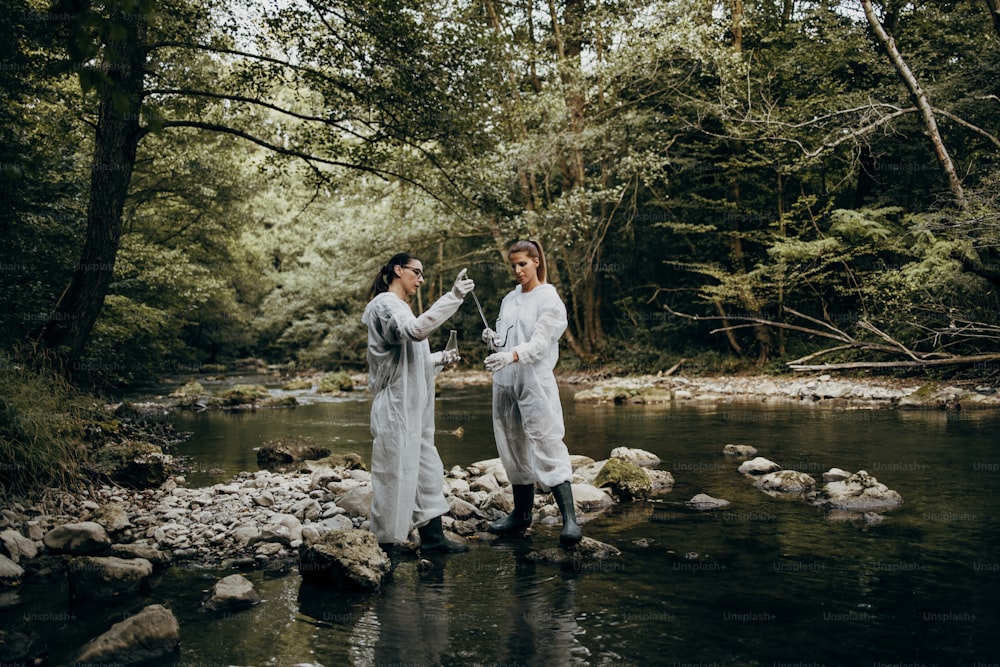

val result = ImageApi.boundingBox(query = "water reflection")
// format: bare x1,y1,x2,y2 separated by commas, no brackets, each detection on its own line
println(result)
372,559,452,666
494,559,587,666
15,387,995,664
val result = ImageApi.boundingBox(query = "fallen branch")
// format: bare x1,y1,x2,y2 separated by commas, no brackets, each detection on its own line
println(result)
658,303,1000,372
788,354,1000,371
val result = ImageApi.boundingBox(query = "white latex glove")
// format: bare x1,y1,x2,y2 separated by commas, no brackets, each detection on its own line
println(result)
433,349,461,367
451,268,475,299
481,327,500,351
484,351,515,372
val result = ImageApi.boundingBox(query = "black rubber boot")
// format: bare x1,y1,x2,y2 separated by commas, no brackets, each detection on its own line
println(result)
418,515,469,554
551,481,583,548
488,484,535,536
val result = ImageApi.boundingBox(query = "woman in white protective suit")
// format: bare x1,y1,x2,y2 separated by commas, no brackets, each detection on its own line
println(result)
482,240,582,548
362,253,475,554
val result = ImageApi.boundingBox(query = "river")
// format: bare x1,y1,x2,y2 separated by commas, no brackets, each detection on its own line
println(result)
5,382,1000,665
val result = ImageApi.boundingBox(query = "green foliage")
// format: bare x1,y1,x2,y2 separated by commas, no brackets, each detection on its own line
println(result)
2,0,997,383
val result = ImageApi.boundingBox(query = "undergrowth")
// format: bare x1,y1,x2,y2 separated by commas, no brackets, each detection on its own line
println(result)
0,348,94,499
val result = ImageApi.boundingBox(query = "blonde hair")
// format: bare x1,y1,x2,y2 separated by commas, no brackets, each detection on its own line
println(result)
507,239,546,282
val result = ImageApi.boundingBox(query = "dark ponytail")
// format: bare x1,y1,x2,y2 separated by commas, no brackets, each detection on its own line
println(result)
507,239,547,283
368,252,419,301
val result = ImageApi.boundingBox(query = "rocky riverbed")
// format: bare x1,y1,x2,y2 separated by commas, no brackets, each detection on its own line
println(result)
563,372,1000,409
0,370,983,663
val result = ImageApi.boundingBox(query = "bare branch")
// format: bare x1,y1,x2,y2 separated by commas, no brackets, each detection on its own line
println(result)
147,41,364,98
933,107,1000,150
856,319,921,362
154,120,472,220
789,354,1000,371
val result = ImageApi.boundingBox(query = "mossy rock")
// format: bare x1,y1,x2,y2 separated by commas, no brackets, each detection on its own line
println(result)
216,384,270,406
629,387,673,404
281,378,314,391
169,379,206,398
593,457,652,500
261,395,298,408
90,442,170,488
574,385,643,403
318,371,354,393
257,436,331,466
311,452,368,472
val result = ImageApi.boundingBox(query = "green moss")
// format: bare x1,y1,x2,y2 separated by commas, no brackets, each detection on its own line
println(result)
593,457,652,500
909,384,938,399
281,378,314,391
318,371,354,393
216,384,270,405
262,395,298,408
90,441,170,488
170,379,206,397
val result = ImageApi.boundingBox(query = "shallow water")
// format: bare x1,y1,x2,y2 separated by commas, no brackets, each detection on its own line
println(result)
4,383,1000,665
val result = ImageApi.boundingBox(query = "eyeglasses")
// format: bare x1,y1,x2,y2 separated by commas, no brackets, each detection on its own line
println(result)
401,266,424,278
494,324,514,348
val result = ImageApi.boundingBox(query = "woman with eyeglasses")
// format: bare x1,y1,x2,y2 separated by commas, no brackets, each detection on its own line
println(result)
482,240,582,548
362,253,475,554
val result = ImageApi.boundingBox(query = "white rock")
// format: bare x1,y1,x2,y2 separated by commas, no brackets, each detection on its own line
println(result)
470,473,500,494
685,493,730,510
232,525,260,545
723,444,758,457
0,553,24,583
43,521,111,555
292,498,323,521
757,470,816,494
445,478,470,496
348,469,371,482
566,484,615,512
572,460,608,485
646,469,675,492
822,467,852,482
0,528,38,562
75,604,179,664
447,465,469,479
447,496,482,520
336,486,373,518
204,574,261,611
467,458,503,475
312,515,354,534
568,455,596,470
610,447,661,468
738,457,781,476
327,479,361,495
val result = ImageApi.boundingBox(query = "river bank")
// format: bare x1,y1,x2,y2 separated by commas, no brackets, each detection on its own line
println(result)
4,369,989,579
441,368,1000,410
3,371,998,664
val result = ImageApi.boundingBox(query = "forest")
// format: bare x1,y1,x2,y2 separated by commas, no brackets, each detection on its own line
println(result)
2,0,999,388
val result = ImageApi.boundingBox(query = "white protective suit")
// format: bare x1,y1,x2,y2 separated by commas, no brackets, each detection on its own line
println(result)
362,290,463,544
490,283,573,490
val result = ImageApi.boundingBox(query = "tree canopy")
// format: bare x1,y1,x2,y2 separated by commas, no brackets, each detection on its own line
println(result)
2,0,998,385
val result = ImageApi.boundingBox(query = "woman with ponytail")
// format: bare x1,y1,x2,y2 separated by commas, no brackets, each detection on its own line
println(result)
362,253,475,554
481,240,582,548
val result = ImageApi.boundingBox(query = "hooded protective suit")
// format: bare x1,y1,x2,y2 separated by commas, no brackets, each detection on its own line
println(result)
362,290,463,544
490,283,573,490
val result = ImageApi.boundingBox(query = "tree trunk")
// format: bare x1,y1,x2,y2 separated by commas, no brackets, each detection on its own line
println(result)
986,0,1000,40
862,0,967,210
39,13,146,365
731,0,744,51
